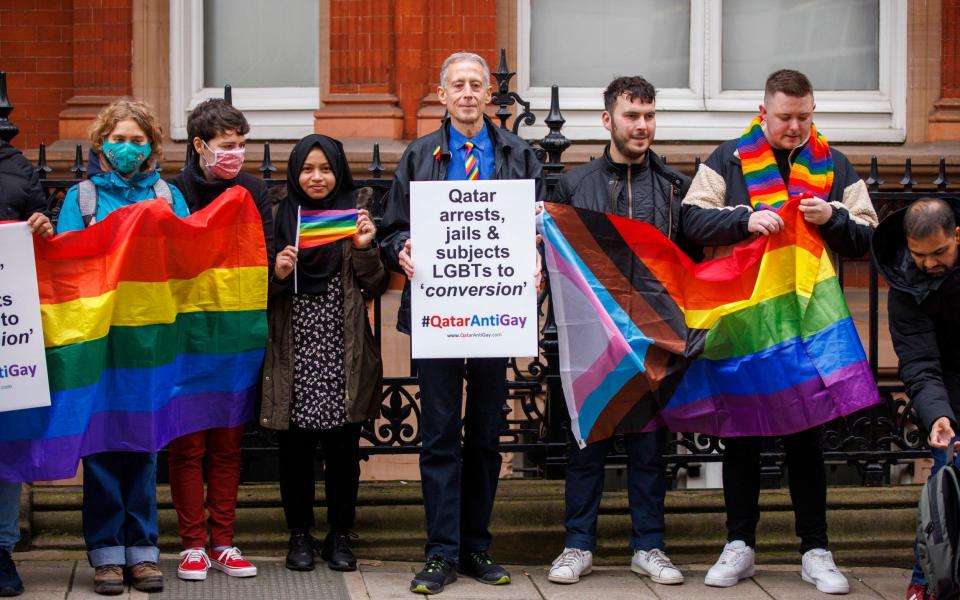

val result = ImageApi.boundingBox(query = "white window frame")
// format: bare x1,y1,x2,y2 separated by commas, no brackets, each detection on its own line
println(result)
169,0,319,140
517,0,907,142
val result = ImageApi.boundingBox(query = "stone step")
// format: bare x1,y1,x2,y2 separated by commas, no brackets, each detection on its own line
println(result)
24,481,921,567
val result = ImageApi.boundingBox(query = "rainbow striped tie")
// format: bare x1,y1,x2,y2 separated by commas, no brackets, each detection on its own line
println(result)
463,141,479,180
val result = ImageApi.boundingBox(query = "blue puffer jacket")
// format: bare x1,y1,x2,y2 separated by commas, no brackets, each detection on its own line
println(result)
56,166,189,234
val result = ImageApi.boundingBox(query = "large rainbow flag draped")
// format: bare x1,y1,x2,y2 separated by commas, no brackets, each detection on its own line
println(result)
0,187,268,482
539,199,879,447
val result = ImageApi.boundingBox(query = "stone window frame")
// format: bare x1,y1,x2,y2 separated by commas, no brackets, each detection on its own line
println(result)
516,0,908,143
168,0,328,140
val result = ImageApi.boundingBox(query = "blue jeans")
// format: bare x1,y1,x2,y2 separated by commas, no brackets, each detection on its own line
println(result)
82,452,159,567
0,482,21,553
913,447,949,585
564,430,667,553
416,357,507,563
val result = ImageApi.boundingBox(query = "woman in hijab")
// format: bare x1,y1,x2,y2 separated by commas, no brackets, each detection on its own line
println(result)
260,134,388,573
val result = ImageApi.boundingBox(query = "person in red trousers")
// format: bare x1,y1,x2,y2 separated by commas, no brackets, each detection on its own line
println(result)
166,99,273,582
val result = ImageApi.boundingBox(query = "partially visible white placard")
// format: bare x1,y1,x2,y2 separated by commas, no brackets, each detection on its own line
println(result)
410,180,538,359
0,222,50,412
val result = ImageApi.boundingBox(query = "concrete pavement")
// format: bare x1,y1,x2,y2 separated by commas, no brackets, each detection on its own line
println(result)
9,553,914,599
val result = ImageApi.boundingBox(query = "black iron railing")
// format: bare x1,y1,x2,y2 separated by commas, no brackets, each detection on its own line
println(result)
1,50,957,487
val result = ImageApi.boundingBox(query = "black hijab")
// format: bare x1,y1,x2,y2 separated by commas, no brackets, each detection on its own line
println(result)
275,134,356,294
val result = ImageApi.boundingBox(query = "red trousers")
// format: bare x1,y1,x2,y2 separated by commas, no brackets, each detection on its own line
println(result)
167,425,245,549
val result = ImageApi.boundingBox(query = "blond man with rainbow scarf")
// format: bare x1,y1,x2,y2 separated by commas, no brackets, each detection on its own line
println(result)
680,69,877,595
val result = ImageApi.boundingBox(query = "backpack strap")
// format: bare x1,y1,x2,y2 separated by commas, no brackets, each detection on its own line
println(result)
931,467,947,545
78,180,98,227
152,179,175,209
943,466,960,584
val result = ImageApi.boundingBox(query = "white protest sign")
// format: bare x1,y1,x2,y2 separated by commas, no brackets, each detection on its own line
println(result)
410,179,538,359
0,222,50,412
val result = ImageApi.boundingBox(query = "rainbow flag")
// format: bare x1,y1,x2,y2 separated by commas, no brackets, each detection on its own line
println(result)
0,187,267,482
298,208,357,249
539,199,879,447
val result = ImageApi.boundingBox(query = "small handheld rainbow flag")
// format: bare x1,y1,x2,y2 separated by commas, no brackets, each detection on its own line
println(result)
297,208,358,249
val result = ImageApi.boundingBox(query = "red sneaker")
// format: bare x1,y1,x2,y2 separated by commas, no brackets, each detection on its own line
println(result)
906,582,931,600
211,546,257,577
177,548,210,581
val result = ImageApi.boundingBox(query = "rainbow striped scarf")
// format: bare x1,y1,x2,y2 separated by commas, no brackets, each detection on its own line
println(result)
737,116,834,211
298,208,358,249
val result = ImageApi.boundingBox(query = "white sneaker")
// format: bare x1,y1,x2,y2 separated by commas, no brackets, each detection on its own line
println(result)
547,547,593,584
631,548,684,585
801,548,849,594
704,540,755,587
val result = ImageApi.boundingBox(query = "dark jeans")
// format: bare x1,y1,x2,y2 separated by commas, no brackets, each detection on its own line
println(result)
564,430,667,553
722,426,828,553
277,423,362,533
416,357,507,563
81,451,159,567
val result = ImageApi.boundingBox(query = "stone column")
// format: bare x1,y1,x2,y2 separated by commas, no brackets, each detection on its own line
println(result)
928,0,960,140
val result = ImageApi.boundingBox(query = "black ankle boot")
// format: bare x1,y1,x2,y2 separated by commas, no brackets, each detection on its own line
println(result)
285,529,316,571
0,549,24,596
321,532,357,572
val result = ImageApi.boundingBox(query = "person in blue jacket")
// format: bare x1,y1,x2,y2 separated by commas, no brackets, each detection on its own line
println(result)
55,98,188,596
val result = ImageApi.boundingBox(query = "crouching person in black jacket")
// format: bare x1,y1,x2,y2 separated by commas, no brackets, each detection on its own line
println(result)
873,196,960,600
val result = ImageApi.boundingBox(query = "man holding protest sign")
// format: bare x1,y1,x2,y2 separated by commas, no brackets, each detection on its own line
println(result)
0,135,52,598
547,76,690,587
380,51,543,595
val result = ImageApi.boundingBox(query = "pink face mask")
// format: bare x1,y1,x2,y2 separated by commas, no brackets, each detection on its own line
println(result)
202,140,245,180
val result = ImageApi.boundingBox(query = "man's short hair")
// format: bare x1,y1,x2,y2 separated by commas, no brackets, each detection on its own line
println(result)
764,69,814,101
439,52,490,88
603,76,656,113
904,198,957,239
187,98,250,143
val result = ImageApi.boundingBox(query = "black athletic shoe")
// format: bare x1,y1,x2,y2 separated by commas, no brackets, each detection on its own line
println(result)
285,529,317,571
457,550,510,585
321,532,357,572
410,555,457,595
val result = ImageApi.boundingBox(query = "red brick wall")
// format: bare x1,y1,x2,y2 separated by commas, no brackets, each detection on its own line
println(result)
329,0,394,94
328,0,498,138
394,0,498,137
0,0,132,151
394,0,429,137
72,0,132,96
0,0,74,150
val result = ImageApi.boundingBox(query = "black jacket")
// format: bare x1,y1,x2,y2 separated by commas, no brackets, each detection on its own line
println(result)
554,145,691,243
0,140,47,220
379,115,545,334
168,155,276,267
873,198,960,431
681,137,877,257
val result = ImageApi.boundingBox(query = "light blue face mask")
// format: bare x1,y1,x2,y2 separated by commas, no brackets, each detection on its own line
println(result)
102,140,152,174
